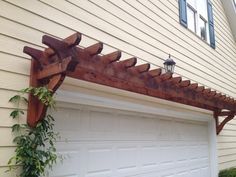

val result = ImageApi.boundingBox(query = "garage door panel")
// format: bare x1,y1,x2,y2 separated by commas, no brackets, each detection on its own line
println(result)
141,145,159,166
89,111,115,133
49,107,210,177
55,108,82,131
87,147,114,174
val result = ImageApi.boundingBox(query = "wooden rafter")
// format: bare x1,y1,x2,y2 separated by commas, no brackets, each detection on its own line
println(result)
23,32,236,134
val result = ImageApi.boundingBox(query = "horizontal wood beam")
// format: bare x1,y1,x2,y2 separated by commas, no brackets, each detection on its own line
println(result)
219,111,236,116
67,65,221,112
37,57,72,79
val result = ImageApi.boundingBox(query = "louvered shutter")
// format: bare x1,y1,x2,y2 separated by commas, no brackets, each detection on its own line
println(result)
207,0,216,49
179,0,187,27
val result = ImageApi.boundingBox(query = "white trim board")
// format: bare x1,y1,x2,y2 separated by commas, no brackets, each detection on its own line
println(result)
56,89,212,122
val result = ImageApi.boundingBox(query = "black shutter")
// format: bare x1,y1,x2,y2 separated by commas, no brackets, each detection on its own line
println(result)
179,0,187,27
207,0,216,49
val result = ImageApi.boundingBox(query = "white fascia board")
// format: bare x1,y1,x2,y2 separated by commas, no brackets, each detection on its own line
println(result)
221,0,236,41
55,78,213,122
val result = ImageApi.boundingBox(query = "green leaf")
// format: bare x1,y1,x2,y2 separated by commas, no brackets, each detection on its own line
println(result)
7,86,60,177
12,124,21,132
9,95,21,103
10,110,20,119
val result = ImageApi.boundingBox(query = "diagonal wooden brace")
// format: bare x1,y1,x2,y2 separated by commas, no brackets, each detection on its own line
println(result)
214,109,236,134
24,34,82,127
26,57,68,127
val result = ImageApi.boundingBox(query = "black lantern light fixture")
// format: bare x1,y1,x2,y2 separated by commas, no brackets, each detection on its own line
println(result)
163,54,176,73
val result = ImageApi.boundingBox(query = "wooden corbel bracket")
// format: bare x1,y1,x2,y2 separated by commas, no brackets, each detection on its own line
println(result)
214,109,236,135
23,33,81,127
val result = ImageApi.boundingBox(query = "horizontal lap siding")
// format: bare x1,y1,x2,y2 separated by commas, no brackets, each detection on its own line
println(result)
218,119,236,170
212,0,236,170
0,0,235,174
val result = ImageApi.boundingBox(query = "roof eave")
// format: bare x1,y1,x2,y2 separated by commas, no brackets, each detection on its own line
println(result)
221,0,236,42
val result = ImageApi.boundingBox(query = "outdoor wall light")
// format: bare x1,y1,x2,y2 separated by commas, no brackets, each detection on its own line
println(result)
163,54,176,73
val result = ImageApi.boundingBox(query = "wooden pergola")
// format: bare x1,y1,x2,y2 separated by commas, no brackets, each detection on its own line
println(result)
23,32,236,134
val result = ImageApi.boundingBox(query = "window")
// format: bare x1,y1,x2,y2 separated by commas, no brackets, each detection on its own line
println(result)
186,0,208,41
179,0,215,48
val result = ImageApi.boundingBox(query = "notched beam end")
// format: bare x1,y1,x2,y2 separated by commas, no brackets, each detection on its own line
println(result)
101,51,121,63
64,32,82,47
170,77,182,84
117,57,137,68
196,86,204,92
85,42,103,56
160,72,172,81
203,88,211,94
42,35,68,53
179,80,190,87
147,68,162,77
129,63,150,74
23,46,43,60
209,91,216,97
23,46,44,69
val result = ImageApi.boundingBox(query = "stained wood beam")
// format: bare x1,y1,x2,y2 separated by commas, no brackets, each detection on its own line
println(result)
128,63,150,74
114,57,137,68
23,47,44,69
101,51,121,63
23,32,236,130
203,88,211,94
196,86,204,92
36,57,72,79
188,83,198,89
44,32,82,56
146,68,162,77
179,80,190,87
219,111,236,116
209,91,216,97
159,72,172,81
170,77,182,84
84,42,103,56
67,66,217,111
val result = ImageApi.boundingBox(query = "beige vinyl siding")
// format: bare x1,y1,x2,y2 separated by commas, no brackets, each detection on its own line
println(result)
218,118,236,170
0,0,235,174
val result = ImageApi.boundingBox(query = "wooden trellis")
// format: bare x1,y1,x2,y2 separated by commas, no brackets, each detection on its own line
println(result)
23,32,236,134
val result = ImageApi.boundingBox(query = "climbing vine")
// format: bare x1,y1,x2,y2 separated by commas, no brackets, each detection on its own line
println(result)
7,87,59,177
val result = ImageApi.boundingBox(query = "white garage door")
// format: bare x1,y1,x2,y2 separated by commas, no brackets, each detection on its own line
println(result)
48,105,211,177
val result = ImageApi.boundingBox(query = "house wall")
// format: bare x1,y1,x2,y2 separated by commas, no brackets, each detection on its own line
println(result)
0,0,235,175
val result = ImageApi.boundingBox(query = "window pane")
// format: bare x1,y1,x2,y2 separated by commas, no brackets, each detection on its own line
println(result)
199,17,207,40
187,6,196,33
197,0,207,19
